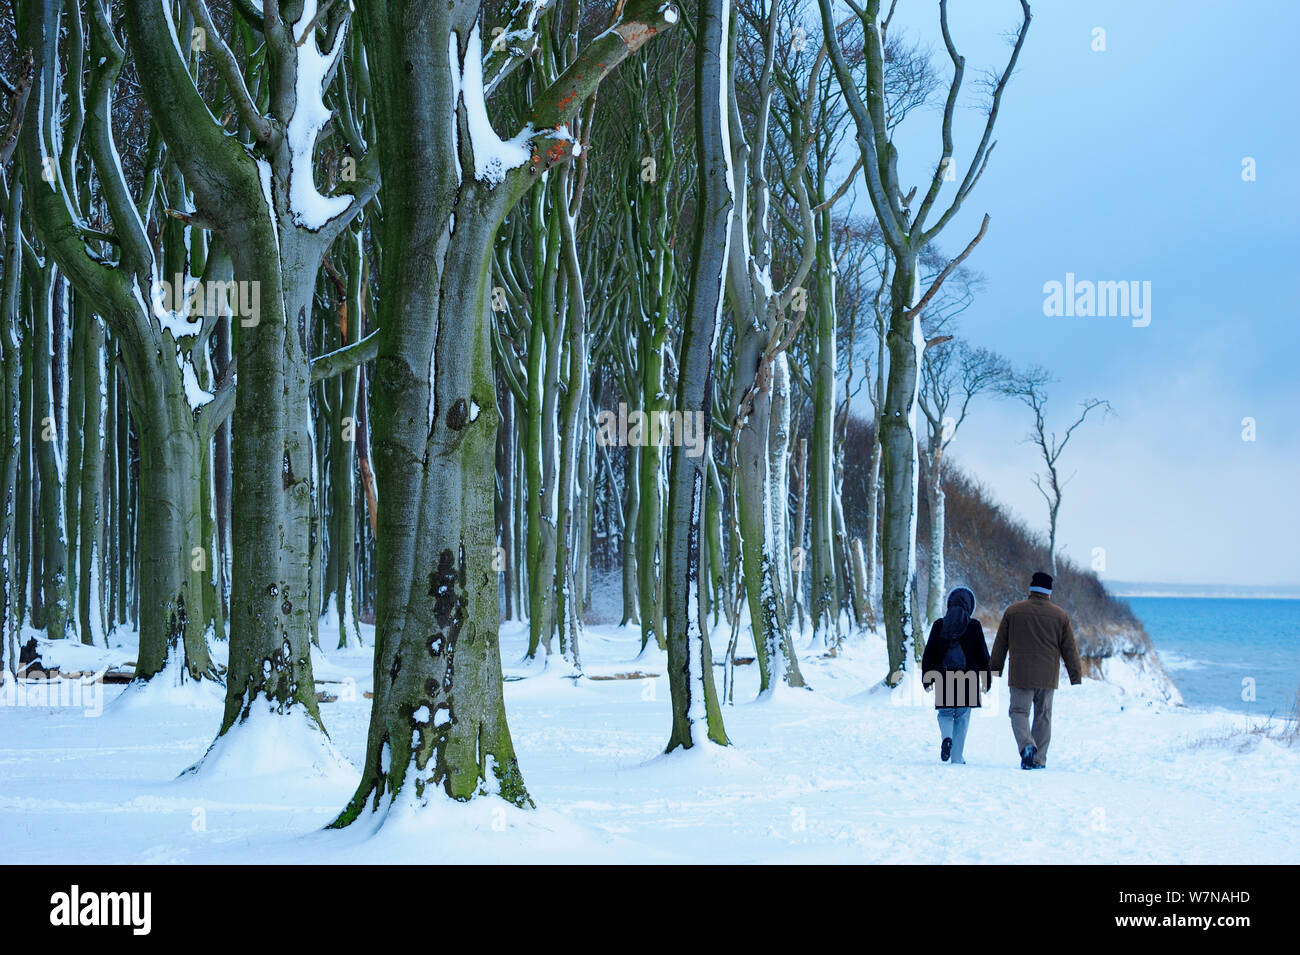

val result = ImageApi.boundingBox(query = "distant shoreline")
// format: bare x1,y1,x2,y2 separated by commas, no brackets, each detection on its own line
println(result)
1109,590,1300,600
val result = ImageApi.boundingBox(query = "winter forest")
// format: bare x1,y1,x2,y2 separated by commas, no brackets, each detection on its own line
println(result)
2,0,1297,868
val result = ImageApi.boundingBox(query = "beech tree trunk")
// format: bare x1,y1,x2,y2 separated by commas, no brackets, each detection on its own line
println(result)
32,268,73,640
665,0,730,749
76,310,105,644
0,178,22,670
879,255,921,680
338,0,679,821
926,455,946,628
808,209,839,644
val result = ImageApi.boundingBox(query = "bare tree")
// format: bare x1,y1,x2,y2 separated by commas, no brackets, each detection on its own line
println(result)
918,340,1009,623
816,0,1032,683
1002,368,1111,574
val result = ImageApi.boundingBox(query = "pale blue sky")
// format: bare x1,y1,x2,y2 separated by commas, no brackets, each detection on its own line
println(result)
836,0,1300,586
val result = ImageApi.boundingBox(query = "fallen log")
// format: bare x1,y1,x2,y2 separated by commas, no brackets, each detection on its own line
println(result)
587,671,661,681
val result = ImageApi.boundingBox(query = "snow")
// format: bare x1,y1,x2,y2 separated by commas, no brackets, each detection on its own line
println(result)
182,697,354,788
176,350,214,410
284,1,353,230
3,616,1296,863
256,157,279,243
448,25,532,189
132,274,214,412
111,652,225,713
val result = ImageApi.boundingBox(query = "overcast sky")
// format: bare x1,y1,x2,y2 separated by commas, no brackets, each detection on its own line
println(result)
835,0,1300,587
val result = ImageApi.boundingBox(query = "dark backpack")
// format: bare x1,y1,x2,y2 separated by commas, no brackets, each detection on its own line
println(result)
941,633,967,670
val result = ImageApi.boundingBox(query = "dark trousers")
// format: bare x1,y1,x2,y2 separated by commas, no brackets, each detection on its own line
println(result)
1009,686,1054,766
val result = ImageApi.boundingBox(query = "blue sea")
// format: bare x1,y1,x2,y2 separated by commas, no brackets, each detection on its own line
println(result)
1126,597,1300,716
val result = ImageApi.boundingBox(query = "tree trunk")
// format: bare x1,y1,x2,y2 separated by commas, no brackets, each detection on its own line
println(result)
791,437,808,636
865,317,885,620
103,334,118,636
332,233,363,649
524,189,563,658
498,387,516,621
115,367,130,630
65,295,86,623
705,452,729,628
879,256,922,682
553,177,588,671
77,311,105,644
666,0,730,749
213,309,232,631
0,178,23,671
620,445,640,626
16,278,33,637
220,232,325,734
849,536,871,627
131,390,216,682
808,210,839,644
1048,498,1059,576
768,353,793,639
926,457,946,628
636,340,666,653
340,0,679,820
732,341,804,692
32,267,73,640
340,186,528,816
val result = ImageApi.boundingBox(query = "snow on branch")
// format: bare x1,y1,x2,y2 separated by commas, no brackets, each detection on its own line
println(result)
481,0,557,97
284,0,354,230
449,24,534,189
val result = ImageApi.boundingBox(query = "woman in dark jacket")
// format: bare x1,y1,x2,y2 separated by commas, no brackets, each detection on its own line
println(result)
921,586,991,764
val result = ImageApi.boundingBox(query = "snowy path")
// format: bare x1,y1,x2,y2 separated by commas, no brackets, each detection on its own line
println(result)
1,622,1296,864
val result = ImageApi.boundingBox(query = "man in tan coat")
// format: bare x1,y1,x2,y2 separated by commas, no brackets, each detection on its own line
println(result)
990,571,1083,769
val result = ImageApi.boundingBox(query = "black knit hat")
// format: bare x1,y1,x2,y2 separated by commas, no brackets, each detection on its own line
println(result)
1030,571,1054,593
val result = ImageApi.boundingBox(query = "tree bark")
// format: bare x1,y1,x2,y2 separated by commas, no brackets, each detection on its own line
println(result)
666,0,730,749
77,310,105,644
808,209,840,644
32,267,73,640
926,453,946,627
338,0,679,821
879,255,922,680
0,177,23,670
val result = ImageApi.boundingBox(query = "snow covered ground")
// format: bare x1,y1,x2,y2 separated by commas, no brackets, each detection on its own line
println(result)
2,620,1297,864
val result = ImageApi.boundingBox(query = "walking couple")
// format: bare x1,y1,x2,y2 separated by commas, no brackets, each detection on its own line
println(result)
921,571,1084,769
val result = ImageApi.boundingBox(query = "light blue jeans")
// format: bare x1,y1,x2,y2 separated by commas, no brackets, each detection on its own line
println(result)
937,707,972,764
